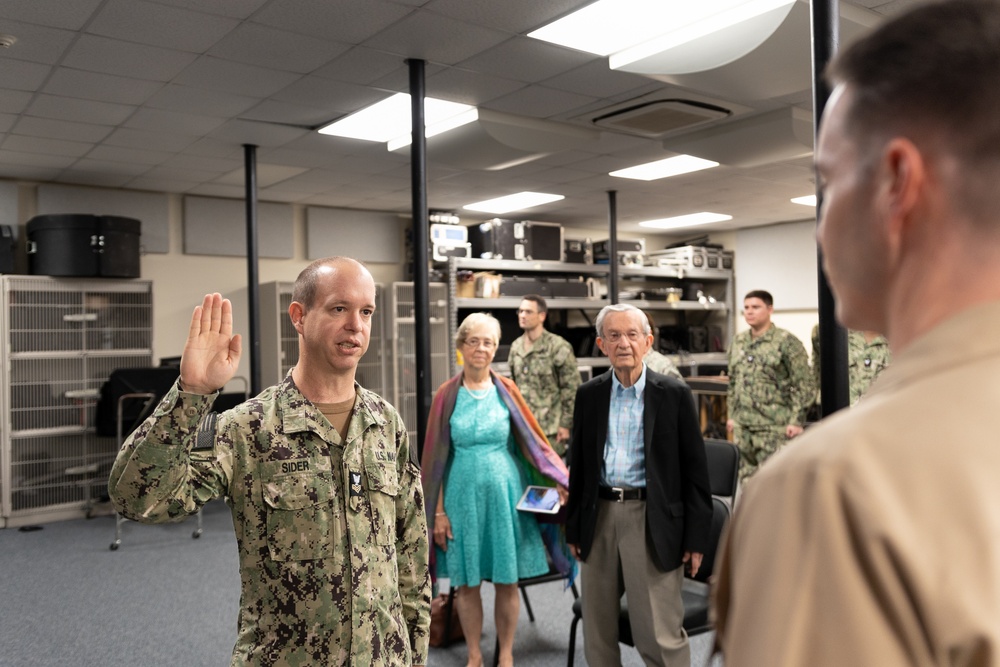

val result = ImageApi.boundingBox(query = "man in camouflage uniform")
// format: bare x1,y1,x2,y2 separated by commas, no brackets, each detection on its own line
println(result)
726,290,813,481
811,325,892,406
508,295,580,455
642,310,685,381
109,257,431,667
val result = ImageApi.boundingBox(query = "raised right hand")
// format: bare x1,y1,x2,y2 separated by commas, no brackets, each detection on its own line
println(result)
179,293,242,395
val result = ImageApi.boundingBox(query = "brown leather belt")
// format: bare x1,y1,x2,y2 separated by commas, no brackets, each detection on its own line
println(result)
598,486,647,502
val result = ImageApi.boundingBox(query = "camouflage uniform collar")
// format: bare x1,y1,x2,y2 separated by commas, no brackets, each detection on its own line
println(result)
276,372,386,442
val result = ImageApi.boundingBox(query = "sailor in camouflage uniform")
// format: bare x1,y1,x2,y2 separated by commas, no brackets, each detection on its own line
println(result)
508,295,580,455
726,291,813,481
109,258,431,667
642,310,685,381
811,324,892,406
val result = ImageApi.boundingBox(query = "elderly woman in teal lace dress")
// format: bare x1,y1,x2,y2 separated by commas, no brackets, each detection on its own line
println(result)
421,313,572,667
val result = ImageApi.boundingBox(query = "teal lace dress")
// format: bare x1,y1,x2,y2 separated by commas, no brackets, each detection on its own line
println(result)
437,385,549,587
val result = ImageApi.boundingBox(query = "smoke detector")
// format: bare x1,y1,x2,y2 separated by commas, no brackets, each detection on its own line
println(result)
0,34,17,49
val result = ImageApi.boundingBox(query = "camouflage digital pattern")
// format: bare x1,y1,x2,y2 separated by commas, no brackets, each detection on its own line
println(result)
108,373,431,667
508,329,580,454
811,327,892,405
643,349,684,381
727,326,814,479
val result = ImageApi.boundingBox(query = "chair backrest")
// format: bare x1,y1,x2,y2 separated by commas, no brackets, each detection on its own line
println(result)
704,438,739,499
692,496,730,583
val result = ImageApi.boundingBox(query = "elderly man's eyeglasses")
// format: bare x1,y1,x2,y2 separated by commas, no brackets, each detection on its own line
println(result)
463,337,496,350
602,330,644,343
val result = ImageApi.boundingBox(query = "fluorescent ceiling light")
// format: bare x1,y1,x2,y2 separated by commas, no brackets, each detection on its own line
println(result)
317,93,475,143
463,192,565,214
610,154,719,181
387,108,480,151
528,1,677,56
529,0,795,62
638,212,732,230
610,0,796,70
791,194,816,206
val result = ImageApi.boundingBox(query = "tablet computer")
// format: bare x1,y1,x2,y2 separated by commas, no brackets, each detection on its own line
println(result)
516,485,561,514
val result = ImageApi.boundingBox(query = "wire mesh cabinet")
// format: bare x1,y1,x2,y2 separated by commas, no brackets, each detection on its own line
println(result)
0,276,153,527
258,280,388,398
391,282,449,446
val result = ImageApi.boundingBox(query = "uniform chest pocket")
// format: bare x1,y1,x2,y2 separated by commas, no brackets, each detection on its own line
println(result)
262,468,340,562
365,462,399,546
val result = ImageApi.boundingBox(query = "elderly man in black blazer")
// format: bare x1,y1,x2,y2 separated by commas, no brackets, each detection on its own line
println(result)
566,303,712,666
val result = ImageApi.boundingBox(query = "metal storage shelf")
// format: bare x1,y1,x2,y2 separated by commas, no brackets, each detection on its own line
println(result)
452,257,609,275
622,299,727,312
1,276,154,527
456,297,604,310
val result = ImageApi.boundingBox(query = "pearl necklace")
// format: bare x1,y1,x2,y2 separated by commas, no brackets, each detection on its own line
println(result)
463,380,492,400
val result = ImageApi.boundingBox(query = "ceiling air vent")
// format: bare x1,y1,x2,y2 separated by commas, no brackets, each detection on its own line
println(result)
592,99,730,138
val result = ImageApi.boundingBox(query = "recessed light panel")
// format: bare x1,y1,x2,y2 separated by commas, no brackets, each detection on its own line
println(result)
610,154,719,181
638,212,732,230
318,93,475,143
463,192,565,214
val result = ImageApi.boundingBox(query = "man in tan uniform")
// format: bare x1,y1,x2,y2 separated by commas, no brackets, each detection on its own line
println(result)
712,2,1000,664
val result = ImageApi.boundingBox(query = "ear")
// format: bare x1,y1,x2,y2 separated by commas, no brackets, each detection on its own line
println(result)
880,137,926,253
288,301,305,335
595,336,608,357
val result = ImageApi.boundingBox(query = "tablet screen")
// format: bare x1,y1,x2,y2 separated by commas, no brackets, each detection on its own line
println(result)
516,485,561,514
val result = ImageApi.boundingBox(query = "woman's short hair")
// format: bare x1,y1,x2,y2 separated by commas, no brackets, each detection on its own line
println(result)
455,312,502,349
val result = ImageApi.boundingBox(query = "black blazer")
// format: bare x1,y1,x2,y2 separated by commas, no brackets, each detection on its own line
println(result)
566,368,713,572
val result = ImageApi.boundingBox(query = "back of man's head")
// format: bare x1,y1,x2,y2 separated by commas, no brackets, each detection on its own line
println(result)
827,0,1000,224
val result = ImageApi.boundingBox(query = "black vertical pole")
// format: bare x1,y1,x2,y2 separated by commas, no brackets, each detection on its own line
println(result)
607,190,618,305
408,59,432,458
811,0,849,416
243,143,262,396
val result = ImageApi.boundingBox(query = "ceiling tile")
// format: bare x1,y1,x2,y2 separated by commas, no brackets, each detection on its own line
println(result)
0,116,14,133
0,90,32,114
365,9,509,65
13,117,114,143
2,134,94,157
58,170,135,188
88,0,240,53
0,20,76,66
426,0,589,33
147,0,269,20
486,84,598,119
252,0,414,43
207,23,350,73
0,164,63,180
425,67,524,106
145,84,259,117
0,0,104,30
311,47,407,85
161,154,243,173
87,145,177,165
61,35,198,81
26,94,138,125
238,100,334,129
0,59,51,92
103,127,199,152
69,158,150,177
172,56,301,97
206,119,310,148
213,163,308,187
458,36,594,84
269,76,387,117
42,68,163,106
543,60,661,100
125,108,227,135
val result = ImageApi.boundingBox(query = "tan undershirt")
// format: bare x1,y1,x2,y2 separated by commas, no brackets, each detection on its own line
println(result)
314,395,356,441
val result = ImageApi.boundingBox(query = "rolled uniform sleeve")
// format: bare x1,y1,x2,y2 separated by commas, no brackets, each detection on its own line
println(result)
108,381,231,523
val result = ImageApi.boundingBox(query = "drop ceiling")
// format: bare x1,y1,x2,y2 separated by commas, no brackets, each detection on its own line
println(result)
0,0,909,236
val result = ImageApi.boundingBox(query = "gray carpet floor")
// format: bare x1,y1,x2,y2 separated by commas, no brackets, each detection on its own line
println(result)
0,501,720,666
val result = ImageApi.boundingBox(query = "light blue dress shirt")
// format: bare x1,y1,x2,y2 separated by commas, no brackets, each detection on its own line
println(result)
601,364,647,489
